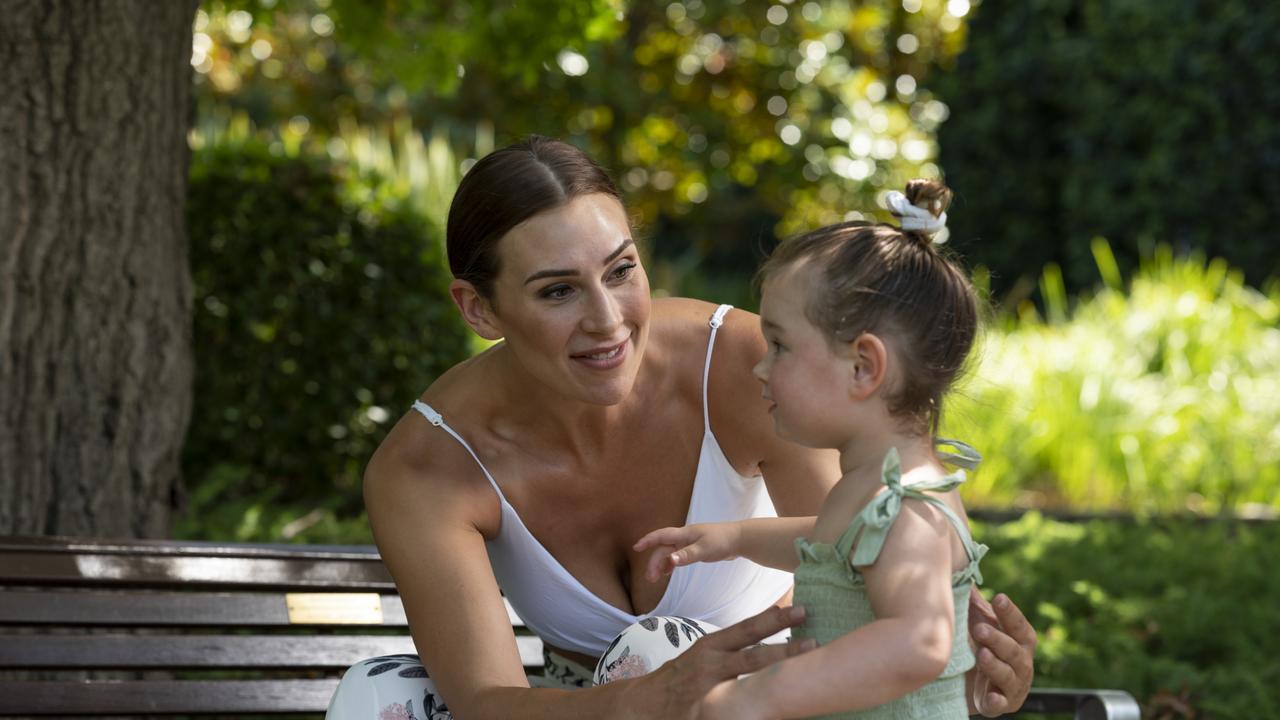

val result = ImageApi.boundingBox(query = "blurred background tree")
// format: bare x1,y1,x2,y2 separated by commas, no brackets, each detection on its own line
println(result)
1,0,200,538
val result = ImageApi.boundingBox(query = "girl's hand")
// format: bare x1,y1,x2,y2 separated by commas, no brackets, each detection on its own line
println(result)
968,588,1037,716
634,522,742,582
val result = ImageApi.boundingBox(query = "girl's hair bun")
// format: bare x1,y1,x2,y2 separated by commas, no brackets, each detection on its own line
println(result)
885,179,953,245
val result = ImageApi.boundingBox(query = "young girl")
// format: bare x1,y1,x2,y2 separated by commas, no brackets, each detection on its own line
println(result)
634,179,989,719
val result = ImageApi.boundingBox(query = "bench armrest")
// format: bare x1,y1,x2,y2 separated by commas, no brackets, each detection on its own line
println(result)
984,687,1142,720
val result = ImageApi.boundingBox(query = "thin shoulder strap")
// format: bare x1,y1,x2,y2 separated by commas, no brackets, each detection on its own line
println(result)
701,304,734,434
411,400,506,501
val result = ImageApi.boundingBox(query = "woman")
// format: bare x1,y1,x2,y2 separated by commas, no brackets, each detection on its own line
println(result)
328,136,1035,719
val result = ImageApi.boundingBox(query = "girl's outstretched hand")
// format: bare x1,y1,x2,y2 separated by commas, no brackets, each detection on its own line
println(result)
968,588,1037,716
634,522,742,582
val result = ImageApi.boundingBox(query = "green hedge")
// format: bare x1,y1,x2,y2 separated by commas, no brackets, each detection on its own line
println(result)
934,0,1280,297
976,513,1280,719
182,139,470,539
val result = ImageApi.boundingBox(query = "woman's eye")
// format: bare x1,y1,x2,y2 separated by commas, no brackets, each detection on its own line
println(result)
610,263,637,281
541,285,573,300
771,340,785,353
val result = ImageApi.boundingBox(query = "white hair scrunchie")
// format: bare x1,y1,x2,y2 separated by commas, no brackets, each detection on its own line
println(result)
884,190,949,244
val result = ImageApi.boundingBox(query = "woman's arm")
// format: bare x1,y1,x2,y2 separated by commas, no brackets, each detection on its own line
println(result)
634,516,817,578
712,500,959,720
365,428,553,717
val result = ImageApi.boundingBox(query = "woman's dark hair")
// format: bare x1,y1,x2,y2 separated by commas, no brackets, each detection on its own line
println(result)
446,135,622,300
758,179,978,436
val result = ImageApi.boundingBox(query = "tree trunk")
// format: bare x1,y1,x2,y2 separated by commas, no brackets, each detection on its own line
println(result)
0,0,199,538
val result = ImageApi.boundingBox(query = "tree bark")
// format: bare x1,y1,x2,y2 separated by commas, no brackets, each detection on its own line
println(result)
0,0,199,538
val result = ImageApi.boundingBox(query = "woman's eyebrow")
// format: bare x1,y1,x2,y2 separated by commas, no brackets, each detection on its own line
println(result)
523,238,635,285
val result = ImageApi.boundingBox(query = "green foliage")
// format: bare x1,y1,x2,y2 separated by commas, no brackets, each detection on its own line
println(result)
934,0,1280,297
174,462,375,544
192,0,977,300
976,513,1280,719
324,0,626,95
213,0,624,96
182,134,470,536
946,242,1280,515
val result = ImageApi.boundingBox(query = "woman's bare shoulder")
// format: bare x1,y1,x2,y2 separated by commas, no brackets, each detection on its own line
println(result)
649,296,719,331
648,297,760,352
364,375,503,540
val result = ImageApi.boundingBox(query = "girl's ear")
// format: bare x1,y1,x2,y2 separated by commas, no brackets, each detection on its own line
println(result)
449,279,505,341
846,333,889,400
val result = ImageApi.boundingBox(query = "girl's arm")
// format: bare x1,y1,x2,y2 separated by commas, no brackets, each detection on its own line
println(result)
718,499,960,720
634,516,817,578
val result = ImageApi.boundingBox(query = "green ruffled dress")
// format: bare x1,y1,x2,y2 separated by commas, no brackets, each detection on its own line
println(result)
791,441,987,720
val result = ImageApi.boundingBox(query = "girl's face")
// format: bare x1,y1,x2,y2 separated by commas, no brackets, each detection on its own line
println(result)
752,263,857,449
488,193,651,406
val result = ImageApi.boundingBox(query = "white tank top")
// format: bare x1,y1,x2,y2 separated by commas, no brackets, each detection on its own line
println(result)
412,304,793,658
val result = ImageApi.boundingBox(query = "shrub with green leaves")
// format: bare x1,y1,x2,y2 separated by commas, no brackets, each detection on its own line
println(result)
946,242,1280,515
935,0,1280,297
976,513,1280,719
182,138,470,538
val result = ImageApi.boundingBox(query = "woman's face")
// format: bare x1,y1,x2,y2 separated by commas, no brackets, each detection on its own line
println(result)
488,193,651,406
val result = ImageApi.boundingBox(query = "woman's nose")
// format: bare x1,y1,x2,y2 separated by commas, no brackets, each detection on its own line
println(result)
581,287,623,334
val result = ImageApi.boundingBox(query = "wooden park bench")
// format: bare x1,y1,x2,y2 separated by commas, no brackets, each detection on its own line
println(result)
0,535,1140,718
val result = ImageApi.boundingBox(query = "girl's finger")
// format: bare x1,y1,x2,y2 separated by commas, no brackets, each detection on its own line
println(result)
633,526,685,551
645,547,672,581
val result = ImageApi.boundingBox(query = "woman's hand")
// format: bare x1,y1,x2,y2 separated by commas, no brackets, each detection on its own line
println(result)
634,522,742,582
624,605,814,720
968,588,1037,716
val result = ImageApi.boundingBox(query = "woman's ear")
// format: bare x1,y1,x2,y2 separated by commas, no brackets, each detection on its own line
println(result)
846,333,889,400
449,279,504,341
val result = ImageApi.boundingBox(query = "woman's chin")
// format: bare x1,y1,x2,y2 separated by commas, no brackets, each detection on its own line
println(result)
577,376,637,406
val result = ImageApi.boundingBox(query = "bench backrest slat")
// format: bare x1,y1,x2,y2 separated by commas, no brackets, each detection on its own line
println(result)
0,589,409,626
0,679,341,715
0,549,394,590
0,589,524,628
0,633,545,669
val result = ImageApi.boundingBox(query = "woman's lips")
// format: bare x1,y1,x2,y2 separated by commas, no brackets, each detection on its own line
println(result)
571,338,629,370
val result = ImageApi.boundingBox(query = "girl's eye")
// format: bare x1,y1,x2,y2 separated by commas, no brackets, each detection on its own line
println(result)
610,262,637,281
771,340,785,354
540,284,574,300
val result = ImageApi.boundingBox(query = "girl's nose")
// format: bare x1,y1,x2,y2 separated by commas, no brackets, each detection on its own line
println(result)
752,356,770,383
